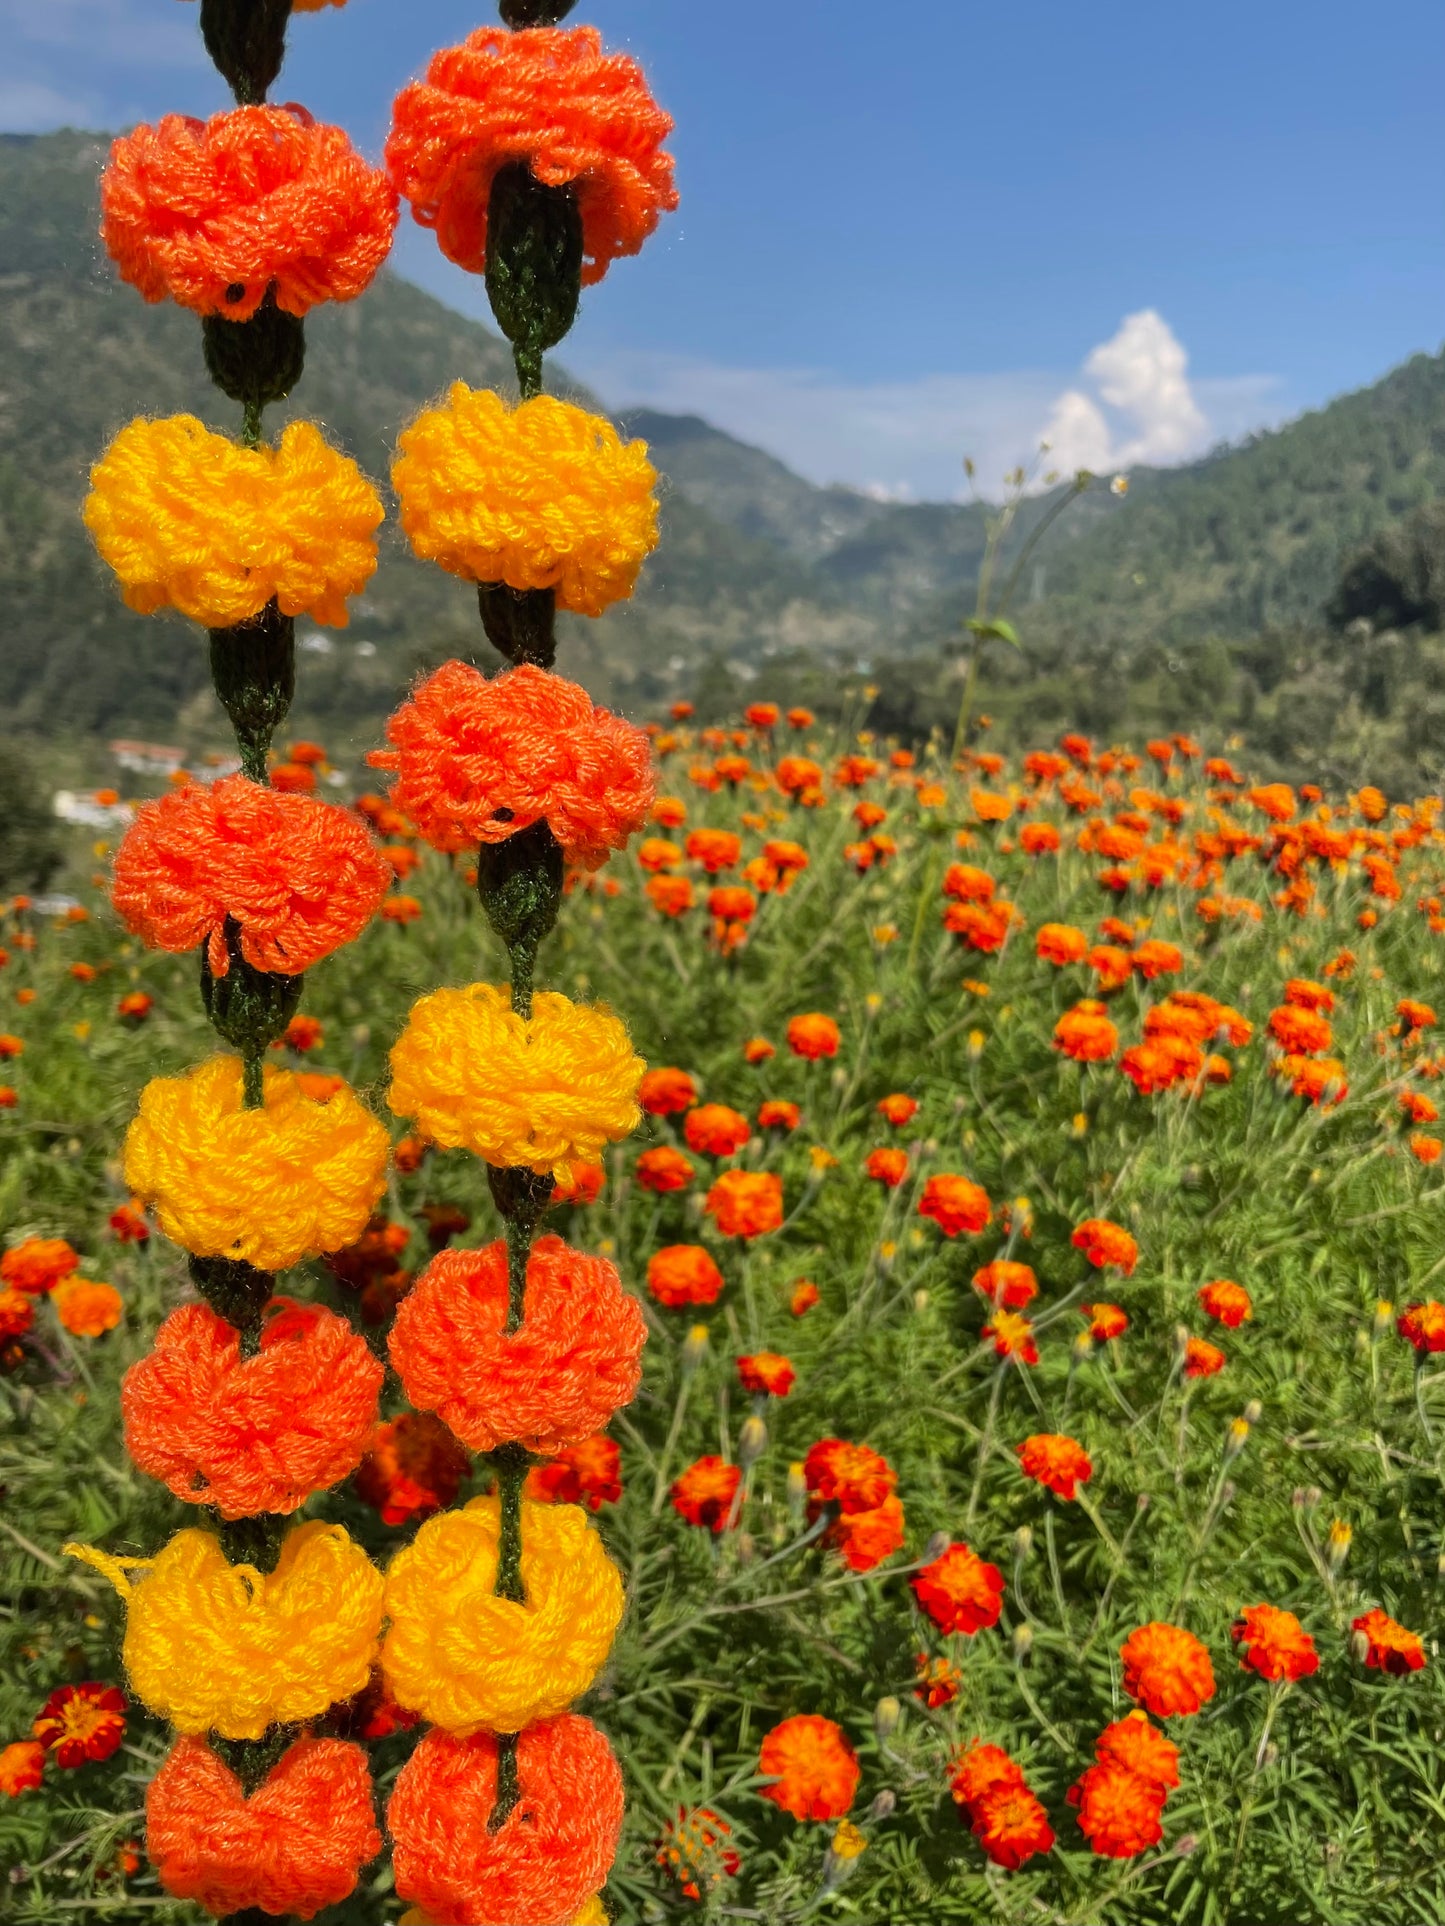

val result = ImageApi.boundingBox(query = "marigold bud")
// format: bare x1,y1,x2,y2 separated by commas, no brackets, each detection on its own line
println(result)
737,1415,768,1468
786,1462,808,1515
682,1324,710,1368
1225,1418,1251,1459
1349,1628,1372,1665
1327,1520,1352,1571
923,1530,950,1564
1072,1332,1094,1365
873,1697,901,1742
1243,1399,1263,1424
912,1288,929,1312
1013,1525,1034,1561
867,1788,897,1821
1012,1622,1034,1663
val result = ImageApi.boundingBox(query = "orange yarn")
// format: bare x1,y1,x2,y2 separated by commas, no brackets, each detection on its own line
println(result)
102,106,396,320
372,662,655,867
389,1235,645,1455
389,1718,624,1926
147,1734,380,1920
122,1298,383,1519
112,776,392,979
385,26,677,285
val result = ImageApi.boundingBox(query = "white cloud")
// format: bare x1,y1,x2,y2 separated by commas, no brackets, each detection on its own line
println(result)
1040,309,1213,475
0,78,97,131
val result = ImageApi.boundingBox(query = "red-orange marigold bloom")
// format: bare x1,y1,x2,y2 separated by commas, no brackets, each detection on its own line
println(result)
647,873,694,917
1120,1622,1216,1717
0,1288,34,1342
147,1735,380,1920
787,1013,840,1059
270,762,317,795
738,1352,795,1398
637,835,681,873
943,863,996,903
1269,1004,1333,1055
704,1169,783,1238
745,703,779,729
1183,1336,1225,1378
1037,922,1089,966
972,1261,1038,1309
985,1309,1039,1364
0,1036,21,1058
915,1655,961,1708
1198,1279,1252,1327
1088,943,1133,991
635,1145,695,1193
865,1146,910,1187
1131,938,1184,980
1278,1053,1349,1105
1399,998,1438,1032
685,828,741,872
525,1433,623,1511
758,1098,801,1131
117,990,154,1021
102,106,396,320
671,1454,741,1532
913,1543,1005,1636
877,1092,919,1126
948,1741,1023,1809
123,1298,383,1518
389,1236,645,1454
791,1279,820,1316
1410,1132,1443,1165
386,26,676,285
112,776,390,980
776,754,824,797
1017,1432,1093,1500
1352,1607,1427,1675
828,1493,906,1572
1066,1762,1165,1858
970,1780,1056,1870
0,1741,44,1798
1401,1090,1440,1125
0,1237,80,1295
1086,1301,1128,1341
744,1035,776,1064
758,1716,859,1822
1283,978,1335,1013
372,662,653,867
1232,1603,1319,1682
1396,1301,1445,1353
804,1439,897,1513
707,885,757,924
1021,821,1062,855
33,1684,126,1768
1095,1712,1180,1793
639,1066,697,1116
648,1243,724,1307
1072,1219,1138,1274
1054,1002,1118,1062
918,1174,991,1238
1120,1035,1205,1094
684,1103,751,1157
52,1276,123,1338
354,1411,471,1527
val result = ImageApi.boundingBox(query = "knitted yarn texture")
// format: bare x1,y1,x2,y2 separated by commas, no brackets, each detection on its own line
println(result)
372,660,655,863
112,775,392,977
382,1495,624,1733
389,1235,646,1454
387,983,643,1176
389,1717,625,1926
392,391,659,614
85,415,384,630
122,1056,390,1273
385,26,677,285
66,1522,384,1739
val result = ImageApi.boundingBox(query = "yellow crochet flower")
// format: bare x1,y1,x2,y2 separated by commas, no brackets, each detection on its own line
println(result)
65,1523,383,1739
84,415,384,629
392,388,659,616
382,1496,624,1734
387,983,643,1177
123,1056,390,1273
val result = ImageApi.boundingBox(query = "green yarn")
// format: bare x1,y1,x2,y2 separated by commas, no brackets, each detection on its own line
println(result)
202,295,306,420
484,162,583,400
477,581,557,668
499,0,579,26
188,1253,274,1351
199,918,304,1113
209,601,296,782
199,0,294,106
475,819,565,1017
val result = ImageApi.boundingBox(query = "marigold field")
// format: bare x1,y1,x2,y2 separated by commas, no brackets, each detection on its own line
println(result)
5,707,1445,1926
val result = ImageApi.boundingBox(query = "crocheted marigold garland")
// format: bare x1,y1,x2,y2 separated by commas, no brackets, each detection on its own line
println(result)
122,1298,384,1518
66,1522,384,1739
385,26,677,285
372,660,655,864
122,1057,390,1273
387,982,643,1176
382,1495,624,1733
146,1734,381,1920
389,1235,645,1454
389,1718,624,1926
101,106,396,321
84,416,384,630
112,775,393,978
392,391,659,615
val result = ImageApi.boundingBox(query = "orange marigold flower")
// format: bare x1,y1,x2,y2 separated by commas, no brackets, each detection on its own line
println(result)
1400,998,1438,1032
790,1279,820,1316
1352,1607,1426,1675
758,1099,801,1132
758,1715,859,1822
525,1434,622,1511
647,873,695,917
354,1410,470,1526
704,1169,783,1238
0,1741,44,1798
0,1288,35,1342
865,1146,909,1187
787,1013,840,1059
943,900,1013,952
970,1780,1055,1870
635,1145,695,1193
745,703,780,729
1086,1301,1128,1341
1120,1035,1205,1095
637,835,681,873
551,1160,605,1207
1021,821,1062,855
1095,1711,1180,1793
829,1493,906,1572
943,863,996,903
116,989,153,1020
912,1543,1005,1636
1066,1762,1165,1858
51,1277,123,1338
1183,1336,1225,1378
372,662,653,867
1198,1279,1251,1327
776,755,824,798
1037,922,1089,966
386,26,676,284
1269,1004,1333,1055
1088,943,1133,991
671,1455,740,1533
1,1238,80,1295
918,1174,991,1238
33,1684,126,1768
948,1741,1024,1810
972,1260,1038,1309
744,1036,776,1064
684,1103,751,1158
1120,1622,1216,1717
707,885,756,925
915,1654,962,1708
1072,1219,1138,1274
1283,977,1334,1013
1401,1090,1440,1124
985,1310,1038,1364
876,1092,919,1126
764,839,809,876
804,1439,896,1514
685,828,741,873
270,761,316,794
281,1013,324,1054
738,1352,795,1398
1232,1603,1319,1682
639,1066,697,1116
787,707,815,730
1131,939,1184,980
1054,1002,1118,1063
647,1244,723,1308
1398,1301,1445,1352
1017,1432,1092,1500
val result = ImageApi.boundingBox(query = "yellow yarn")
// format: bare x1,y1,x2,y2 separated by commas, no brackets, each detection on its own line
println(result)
392,388,659,616
387,984,643,1178
122,1056,389,1273
84,415,384,630
65,1522,383,1739
382,1496,624,1735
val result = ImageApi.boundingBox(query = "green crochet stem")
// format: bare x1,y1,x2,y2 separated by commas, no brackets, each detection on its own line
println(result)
477,581,558,668
500,0,579,24
209,602,297,783
199,0,294,105
486,162,583,401
188,1254,273,1353
203,293,306,429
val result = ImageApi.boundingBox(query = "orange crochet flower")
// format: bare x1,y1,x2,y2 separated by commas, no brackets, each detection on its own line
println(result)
1198,1279,1252,1327
389,1237,644,1456
787,1013,840,1059
757,1715,859,1822
123,1299,382,1519
147,1736,380,1920
1,1238,79,1295
635,1145,695,1193
1054,1002,1118,1062
639,1066,697,1116
112,777,391,979
1232,1604,1319,1682
389,1720,623,1926
911,1543,1005,1636
1095,1712,1180,1793
684,1104,751,1158
1067,1762,1165,1858
704,1169,783,1239
918,1174,991,1238
738,1353,796,1398
1071,1218,1138,1274
372,662,654,867
1120,1623,1216,1717
1016,1433,1093,1500
972,1261,1038,1309
33,1685,126,1767
647,1243,724,1307
671,1455,741,1532
386,26,677,284
1352,1607,1426,1675
804,1439,897,1514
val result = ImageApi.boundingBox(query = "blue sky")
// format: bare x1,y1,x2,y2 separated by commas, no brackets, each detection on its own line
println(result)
6,0,1443,496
